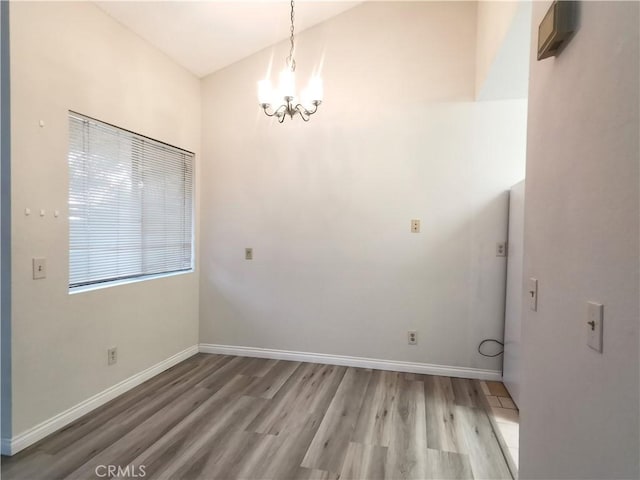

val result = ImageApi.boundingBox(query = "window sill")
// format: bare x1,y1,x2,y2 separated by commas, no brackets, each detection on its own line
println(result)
68,269,194,295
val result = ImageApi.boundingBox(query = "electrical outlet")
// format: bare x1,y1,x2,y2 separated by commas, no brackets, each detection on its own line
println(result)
496,242,507,257
411,219,420,233
245,248,253,260
408,330,417,345
107,347,118,366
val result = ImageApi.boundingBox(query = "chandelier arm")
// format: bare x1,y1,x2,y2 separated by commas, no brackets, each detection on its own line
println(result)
293,105,311,122
275,104,289,117
262,103,289,123
294,103,319,117
262,104,288,118
261,105,277,117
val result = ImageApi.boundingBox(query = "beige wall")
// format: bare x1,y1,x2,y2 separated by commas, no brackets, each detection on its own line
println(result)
199,2,528,372
521,1,639,478
10,2,200,435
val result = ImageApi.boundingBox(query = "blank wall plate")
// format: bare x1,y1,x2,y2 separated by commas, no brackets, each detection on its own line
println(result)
587,302,603,353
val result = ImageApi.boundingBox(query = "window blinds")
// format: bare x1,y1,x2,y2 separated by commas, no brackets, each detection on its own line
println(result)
68,112,194,289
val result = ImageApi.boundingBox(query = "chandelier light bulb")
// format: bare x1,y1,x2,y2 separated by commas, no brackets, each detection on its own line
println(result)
308,76,323,103
258,79,272,106
300,87,310,108
279,69,296,99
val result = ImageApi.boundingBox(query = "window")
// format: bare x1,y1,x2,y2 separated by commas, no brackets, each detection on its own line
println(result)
68,112,194,290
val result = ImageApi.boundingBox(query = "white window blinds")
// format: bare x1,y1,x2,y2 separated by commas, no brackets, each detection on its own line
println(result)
68,112,194,289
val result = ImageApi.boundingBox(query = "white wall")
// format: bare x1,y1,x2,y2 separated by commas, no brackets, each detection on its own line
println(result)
477,0,531,101
475,0,519,97
200,2,528,373
9,2,200,436
520,2,639,478
503,180,524,407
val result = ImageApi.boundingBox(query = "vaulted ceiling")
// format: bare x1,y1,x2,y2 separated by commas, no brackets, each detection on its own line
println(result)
95,1,363,78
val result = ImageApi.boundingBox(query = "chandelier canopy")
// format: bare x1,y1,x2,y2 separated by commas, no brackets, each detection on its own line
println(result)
257,0,323,123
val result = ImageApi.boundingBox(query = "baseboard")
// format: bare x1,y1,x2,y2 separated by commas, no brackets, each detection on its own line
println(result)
199,344,502,381
1,345,198,456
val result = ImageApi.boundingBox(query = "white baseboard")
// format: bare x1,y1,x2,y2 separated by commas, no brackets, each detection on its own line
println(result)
1,345,198,456
199,344,502,381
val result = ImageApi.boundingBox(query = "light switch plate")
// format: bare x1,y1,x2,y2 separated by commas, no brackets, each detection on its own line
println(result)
528,277,538,311
245,248,253,260
587,302,603,353
32,258,46,280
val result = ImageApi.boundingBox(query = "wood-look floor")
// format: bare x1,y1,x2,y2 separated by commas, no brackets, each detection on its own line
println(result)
2,354,512,480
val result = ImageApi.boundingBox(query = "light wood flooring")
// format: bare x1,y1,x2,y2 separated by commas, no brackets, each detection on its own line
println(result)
480,381,519,474
2,354,512,480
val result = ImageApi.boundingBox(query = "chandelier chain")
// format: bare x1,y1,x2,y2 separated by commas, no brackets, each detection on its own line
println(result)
287,0,296,71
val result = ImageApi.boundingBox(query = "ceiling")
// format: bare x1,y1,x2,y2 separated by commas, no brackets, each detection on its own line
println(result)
95,1,363,78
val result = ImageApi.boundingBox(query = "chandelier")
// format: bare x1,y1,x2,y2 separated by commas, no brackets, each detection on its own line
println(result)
257,0,323,123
